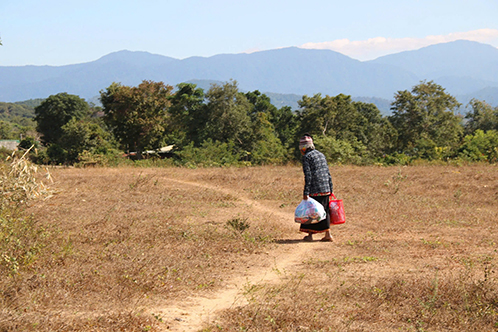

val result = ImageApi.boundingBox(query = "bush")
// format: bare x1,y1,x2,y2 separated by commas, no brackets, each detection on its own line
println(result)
313,136,368,165
0,149,52,275
18,136,39,150
458,130,498,163
75,148,124,167
249,135,287,165
380,152,413,165
46,143,68,165
176,139,243,167
412,137,454,161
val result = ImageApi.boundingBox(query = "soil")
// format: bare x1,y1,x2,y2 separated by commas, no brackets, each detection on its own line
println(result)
148,176,332,331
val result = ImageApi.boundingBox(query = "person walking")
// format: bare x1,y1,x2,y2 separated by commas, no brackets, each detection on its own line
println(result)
299,134,334,242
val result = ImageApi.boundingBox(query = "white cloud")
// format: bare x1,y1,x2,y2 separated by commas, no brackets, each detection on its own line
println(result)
242,47,263,54
300,29,498,61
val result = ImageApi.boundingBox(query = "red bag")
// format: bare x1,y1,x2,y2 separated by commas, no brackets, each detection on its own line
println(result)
329,193,345,225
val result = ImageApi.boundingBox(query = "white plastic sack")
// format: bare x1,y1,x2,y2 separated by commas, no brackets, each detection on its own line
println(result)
294,197,326,224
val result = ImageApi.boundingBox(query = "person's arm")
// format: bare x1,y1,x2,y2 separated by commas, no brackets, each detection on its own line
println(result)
329,174,333,194
303,155,311,199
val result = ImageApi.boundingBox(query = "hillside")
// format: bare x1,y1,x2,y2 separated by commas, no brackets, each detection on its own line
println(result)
0,41,497,109
370,40,498,82
370,40,498,101
0,99,40,127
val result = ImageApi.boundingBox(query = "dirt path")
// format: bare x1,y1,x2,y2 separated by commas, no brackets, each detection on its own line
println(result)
149,177,332,331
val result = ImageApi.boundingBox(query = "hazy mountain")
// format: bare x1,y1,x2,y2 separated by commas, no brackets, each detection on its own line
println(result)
0,41,497,110
0,48,417,102
456,87,498,108
370,40,498,81
261,94,393,115
369,40,498,97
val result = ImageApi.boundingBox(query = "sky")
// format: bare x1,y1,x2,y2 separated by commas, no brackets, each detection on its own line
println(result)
1,0,498,66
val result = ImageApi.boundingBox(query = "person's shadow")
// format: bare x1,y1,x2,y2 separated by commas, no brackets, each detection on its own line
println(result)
274,239,306,244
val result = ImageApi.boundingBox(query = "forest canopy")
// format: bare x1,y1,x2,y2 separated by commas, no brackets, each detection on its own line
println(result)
2,80,498,166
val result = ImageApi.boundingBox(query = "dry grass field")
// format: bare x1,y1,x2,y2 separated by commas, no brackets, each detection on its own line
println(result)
1,164,497,331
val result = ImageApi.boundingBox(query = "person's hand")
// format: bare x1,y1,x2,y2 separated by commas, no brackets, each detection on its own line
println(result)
303,194,309,200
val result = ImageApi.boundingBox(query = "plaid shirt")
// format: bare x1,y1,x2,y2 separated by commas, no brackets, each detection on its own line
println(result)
302,149,333,196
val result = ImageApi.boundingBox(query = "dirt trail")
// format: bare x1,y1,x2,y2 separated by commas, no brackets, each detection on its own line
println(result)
151,177,330,331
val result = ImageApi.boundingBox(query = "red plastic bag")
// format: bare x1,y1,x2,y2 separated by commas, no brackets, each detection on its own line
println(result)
329,193,345,225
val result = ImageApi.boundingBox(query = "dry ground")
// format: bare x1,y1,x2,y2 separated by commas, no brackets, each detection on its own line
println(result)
1,164,497,331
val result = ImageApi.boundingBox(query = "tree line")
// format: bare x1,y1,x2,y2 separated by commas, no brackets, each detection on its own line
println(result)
11,79,498,166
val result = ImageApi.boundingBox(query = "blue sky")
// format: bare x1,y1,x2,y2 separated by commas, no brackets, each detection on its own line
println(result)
1,0,498,66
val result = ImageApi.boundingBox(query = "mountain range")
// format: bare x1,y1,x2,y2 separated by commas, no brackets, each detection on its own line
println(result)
1,40,497,113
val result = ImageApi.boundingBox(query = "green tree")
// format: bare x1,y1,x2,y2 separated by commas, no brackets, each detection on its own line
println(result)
168,83,205,147
0,121,13,139
245,90,297,153
297,93,361,161
249,111,287,164
464,99,498,135
389,81,463,158
314,135,367,165
34,93,90,145
245,90,276,121
271,105,298,150
297,93,392,162
56,118,116,163
297,93,334,138
176,139,242,167
202,81,252,149
353,101,397,157
298,93,366,140
101,80,173,154
458,129,498,163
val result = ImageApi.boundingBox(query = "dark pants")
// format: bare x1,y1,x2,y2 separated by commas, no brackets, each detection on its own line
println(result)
299,195,330,234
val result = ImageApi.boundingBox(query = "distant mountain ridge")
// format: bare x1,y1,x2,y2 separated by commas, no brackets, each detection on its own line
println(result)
1,40,497,112
370,40,498,82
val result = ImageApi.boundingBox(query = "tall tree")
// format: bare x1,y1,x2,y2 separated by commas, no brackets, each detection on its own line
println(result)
353,101,397,157
249,111,287,164
202,81,252,149
34,93,90,145
298,93,364,140
46,118,116,164
245,90,297,150
100,80,173,154
0,121,13,139
389,81,463,156
297,93,334,138
168,83,205,146
298,93,397,161
464,99,498,135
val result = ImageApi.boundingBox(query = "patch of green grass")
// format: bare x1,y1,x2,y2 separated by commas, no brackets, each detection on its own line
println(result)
226,217,250,233
421,237,443,249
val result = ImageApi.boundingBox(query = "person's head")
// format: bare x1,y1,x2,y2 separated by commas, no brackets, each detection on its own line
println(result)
299,134,315,155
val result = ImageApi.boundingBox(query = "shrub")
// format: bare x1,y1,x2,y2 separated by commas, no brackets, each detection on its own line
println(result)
0,149,52,275
412,137,454,161
458,130,498,163
380,152,413,165
176,139,243,167
249,135,287,165
18,136,39,150
313,136,368,165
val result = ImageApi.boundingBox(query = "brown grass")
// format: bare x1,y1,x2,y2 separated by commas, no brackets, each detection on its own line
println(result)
0,164,497,331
